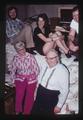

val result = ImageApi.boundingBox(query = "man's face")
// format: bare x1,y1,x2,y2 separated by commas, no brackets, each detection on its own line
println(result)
8,8,17,20
45,51,59,67
72,9,79,22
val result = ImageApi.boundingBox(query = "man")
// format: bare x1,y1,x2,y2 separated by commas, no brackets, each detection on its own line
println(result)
68,6,79,60
31,49,70,116
6,6,35,54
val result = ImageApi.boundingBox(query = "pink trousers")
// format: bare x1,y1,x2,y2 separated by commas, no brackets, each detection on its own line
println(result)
15,80,37,115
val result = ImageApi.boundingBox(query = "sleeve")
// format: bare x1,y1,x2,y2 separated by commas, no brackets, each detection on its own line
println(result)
70,20,76,30
34,27,42,36
30,55,40,77
6,20,13,38
9,56,17,83
17,19,25,30
56,66,70,108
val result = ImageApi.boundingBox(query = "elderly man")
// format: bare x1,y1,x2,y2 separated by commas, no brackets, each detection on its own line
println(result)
31,49,70,116
6,6,35,54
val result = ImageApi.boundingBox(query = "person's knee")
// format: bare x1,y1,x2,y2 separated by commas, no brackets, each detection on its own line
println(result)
43,41,54,55
24,24,32,32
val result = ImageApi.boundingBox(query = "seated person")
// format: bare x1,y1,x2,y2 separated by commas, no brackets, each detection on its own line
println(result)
6,6,35,54
33,13,71,58
67,6,79,60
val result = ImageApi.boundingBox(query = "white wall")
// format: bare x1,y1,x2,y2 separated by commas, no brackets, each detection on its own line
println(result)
26,4,76,18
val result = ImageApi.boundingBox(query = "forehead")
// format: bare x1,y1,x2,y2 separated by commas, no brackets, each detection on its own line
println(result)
47,51,57,57
9,8,16,13
38,17,44,21
72,10,79,15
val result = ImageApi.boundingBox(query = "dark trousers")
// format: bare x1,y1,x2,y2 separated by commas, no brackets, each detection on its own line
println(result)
31,84,60,116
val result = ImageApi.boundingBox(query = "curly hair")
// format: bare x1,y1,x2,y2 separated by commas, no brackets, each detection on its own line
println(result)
37,13,49,28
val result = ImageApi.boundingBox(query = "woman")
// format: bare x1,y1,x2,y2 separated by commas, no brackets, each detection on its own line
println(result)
33,13,54,55
33,13,71,58
10,41,40,115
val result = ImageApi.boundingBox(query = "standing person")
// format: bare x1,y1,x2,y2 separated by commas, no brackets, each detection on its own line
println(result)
9,41,40,115
31,49,69,116
6,6,35,54
67,6,79,60
33,13,71,57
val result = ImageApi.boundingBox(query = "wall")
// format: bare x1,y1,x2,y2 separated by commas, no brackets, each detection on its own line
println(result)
6,4,77,21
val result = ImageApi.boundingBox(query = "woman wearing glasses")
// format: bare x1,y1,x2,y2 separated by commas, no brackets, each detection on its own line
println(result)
9,41,39,115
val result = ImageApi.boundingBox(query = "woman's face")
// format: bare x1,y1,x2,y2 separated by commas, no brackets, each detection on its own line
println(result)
17,48,26,56
72,9,79,22
38,17,45,28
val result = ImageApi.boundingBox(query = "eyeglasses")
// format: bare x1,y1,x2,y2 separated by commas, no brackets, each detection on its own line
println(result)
16,48,25,52
46,56,58,60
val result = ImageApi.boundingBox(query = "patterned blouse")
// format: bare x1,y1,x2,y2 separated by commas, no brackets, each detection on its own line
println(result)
10,52,40,84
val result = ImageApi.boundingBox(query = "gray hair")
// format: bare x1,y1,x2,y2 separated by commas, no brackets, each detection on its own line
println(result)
14,41,25,51
47,49,58,55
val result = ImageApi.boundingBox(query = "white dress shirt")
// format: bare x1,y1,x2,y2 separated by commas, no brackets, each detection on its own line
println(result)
35,54,69,109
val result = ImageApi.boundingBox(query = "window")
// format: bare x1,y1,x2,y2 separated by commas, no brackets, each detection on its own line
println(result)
58,7,74,23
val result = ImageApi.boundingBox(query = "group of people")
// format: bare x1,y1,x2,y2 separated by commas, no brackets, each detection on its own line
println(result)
6,5,79,115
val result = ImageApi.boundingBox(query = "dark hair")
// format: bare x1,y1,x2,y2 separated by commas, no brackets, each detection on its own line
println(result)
7,6,17,16
37,13,49,28
72,5,79,13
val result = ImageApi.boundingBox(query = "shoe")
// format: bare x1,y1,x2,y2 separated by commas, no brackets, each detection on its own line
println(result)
26,48,36,55
66,51,71,58
74,58,79,62
16,112,23,115
29,50,37,55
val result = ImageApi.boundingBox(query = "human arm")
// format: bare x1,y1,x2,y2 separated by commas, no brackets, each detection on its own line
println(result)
68,19,78,42
6,20,15,38
54,66,69,114
68,28,76,42
37,33,52,42
30,55,40,79
34,27,52,43
6,19,24,39
9,56,17,84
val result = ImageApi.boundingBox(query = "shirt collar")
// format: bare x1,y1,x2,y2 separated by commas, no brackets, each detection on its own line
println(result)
46,62,60,70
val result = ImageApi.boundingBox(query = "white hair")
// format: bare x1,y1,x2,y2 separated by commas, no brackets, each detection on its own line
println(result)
14,41,25,51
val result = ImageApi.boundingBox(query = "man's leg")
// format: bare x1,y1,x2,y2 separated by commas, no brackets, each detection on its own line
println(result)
14,24,35,48
14,24,36,54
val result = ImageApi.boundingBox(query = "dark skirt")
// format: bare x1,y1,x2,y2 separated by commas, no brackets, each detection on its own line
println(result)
31,84,60,116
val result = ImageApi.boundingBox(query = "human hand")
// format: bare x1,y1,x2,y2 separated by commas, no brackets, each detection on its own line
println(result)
30,73,36,80
54,106,61,114
47,38,52,42
68,35,74,41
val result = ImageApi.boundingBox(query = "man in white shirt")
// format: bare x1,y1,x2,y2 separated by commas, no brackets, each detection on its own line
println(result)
31,49,70,115
68,6,79,61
